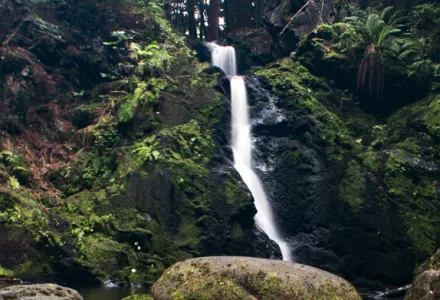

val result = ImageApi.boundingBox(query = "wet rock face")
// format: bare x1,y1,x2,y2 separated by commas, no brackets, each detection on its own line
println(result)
244,70,418,289
152,256,361,300
0,284,83,300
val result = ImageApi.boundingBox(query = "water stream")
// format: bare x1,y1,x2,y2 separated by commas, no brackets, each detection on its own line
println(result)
208,43,292,261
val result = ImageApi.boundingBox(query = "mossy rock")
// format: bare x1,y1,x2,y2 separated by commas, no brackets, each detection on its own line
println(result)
418,249,440,274
152,256,361,300
0,284,82,300
122,295,153,300
405,270,440,300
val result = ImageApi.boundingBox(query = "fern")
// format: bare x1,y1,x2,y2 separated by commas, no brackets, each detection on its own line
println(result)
130,41,174,76
117,81,148,123
116,77,167,123
8,176,20,190
132,139,160,164
352,7,404,97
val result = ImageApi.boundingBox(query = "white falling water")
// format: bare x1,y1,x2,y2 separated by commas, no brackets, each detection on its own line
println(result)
209,43,292,261
207,43,237,77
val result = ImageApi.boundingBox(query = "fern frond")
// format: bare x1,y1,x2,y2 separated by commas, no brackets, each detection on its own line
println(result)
380,6,394,20
377,27,401,49
399,49,418,60
366,14,385,43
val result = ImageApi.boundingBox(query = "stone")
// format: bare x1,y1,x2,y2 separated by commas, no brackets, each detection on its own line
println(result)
405,270,440,300
418,249,440,274
152,256,361,300
0,284,82,300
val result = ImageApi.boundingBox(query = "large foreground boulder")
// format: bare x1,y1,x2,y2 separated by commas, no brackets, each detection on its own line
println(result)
0,284,82,300
152,256,361,300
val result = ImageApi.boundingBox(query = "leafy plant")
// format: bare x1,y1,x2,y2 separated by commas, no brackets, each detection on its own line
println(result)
132,141,161,164
8,176,20,190
0,151,20,166
129,41,174,76
350,8,402,96
117,77,167,123
103,30,134,49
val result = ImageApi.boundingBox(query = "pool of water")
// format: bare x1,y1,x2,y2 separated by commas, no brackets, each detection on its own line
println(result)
77,286,151,300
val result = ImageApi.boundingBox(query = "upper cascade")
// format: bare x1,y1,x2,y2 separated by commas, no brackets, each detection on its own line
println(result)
207,43,237,77
209,42,292,261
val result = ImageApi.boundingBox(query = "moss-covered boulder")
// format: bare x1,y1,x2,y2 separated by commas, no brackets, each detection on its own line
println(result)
405,248,440,299
0,284,82,300
405,270,440,300
152,256,361,300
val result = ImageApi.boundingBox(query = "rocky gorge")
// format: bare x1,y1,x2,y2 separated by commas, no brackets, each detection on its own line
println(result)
0,0,440,299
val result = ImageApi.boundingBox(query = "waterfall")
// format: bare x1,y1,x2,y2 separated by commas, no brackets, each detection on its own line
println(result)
207,43,237,77
209,43,292,261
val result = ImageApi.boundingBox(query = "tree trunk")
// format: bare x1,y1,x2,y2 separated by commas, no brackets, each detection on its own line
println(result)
224,0,253,31
254,0,262,28
207,0,220,41
198,0,206,40
187,0,197,38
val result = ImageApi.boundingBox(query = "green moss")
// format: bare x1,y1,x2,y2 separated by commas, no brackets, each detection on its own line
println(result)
0,265,14,277
255,58,354,150
14,260,53,278
122,295,153,300
76,235,130,280
154,258,361,300
339,160,366,212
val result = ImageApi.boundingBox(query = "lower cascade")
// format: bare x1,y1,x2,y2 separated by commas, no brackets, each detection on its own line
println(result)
209,43,292,261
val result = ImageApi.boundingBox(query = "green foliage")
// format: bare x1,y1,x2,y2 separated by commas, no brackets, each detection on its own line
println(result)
129,42,174,76
93,116,120,149
8,176,20,191
348,9,402,53
0,265,14,277
413,4,440,29
0,151,24,167
346,7,403,96
117,77,167,123
103,30,134,48
132,137,161,165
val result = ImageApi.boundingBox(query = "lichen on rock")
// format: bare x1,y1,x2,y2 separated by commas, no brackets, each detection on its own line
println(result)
152,256,361,300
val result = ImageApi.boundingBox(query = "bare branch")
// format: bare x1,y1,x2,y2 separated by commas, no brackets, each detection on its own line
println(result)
279,0,315,36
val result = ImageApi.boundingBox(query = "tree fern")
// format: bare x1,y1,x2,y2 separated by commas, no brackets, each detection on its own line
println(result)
351,8,402,97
